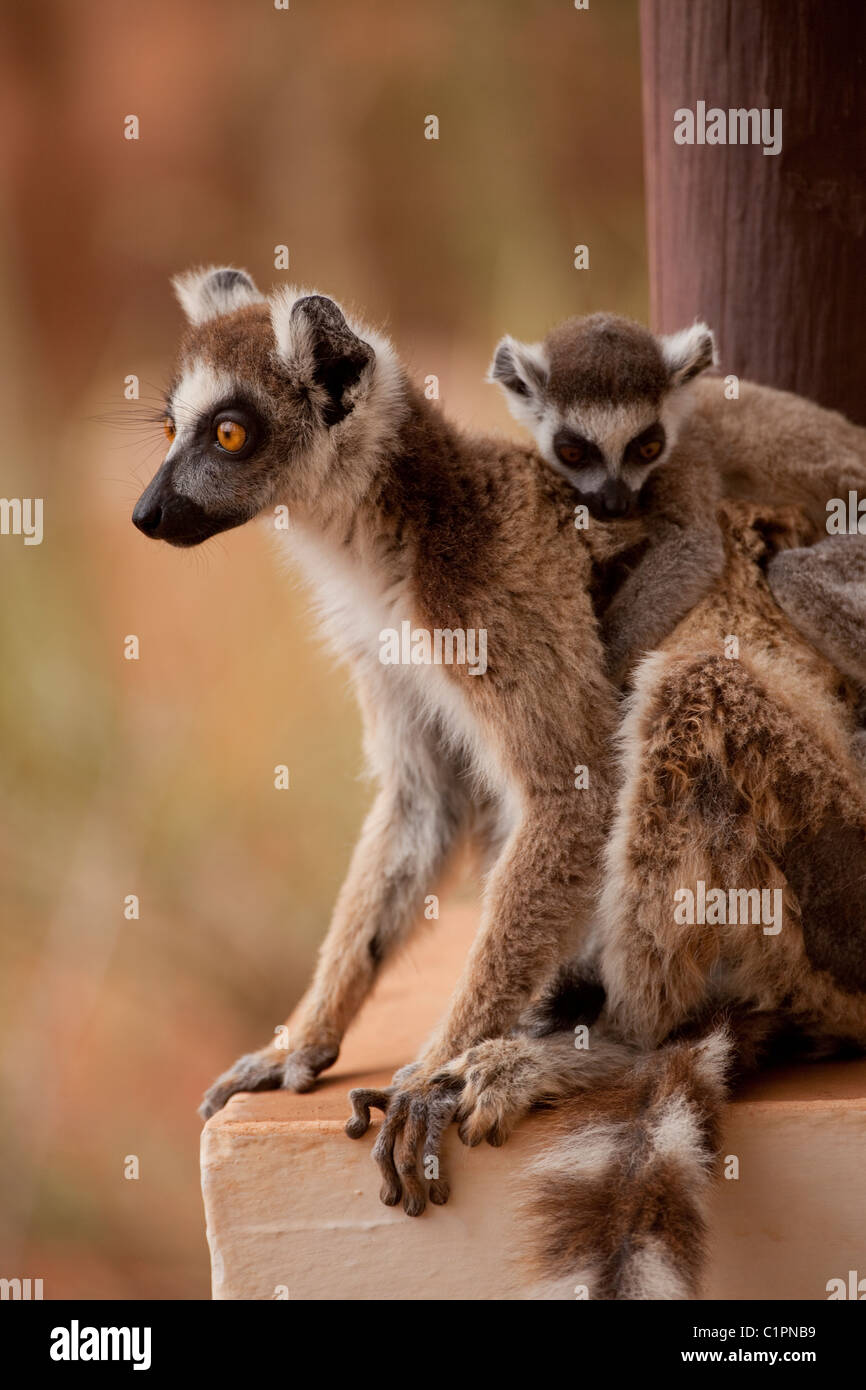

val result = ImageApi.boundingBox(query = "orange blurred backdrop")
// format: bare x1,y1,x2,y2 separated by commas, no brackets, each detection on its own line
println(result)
0,0,646,1297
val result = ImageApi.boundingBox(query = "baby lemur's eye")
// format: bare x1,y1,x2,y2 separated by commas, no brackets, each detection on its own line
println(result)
558,443,584,465
215,419,248,453
553,429,599,470
626,424,666,466
639,439,662,461
164,417,176,443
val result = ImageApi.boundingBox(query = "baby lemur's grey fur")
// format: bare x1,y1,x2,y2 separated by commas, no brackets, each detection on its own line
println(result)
490,313,866,690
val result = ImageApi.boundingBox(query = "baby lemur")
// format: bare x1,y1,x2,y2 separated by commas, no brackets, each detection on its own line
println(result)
490,313,866,690
135,267,646,1201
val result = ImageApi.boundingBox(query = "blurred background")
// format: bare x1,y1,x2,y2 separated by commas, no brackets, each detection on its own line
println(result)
0,0,646,1297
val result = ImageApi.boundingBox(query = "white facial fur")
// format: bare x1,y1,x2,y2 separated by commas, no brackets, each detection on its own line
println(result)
167,272,407,522
165,361,245,506
535,398,665,492
489,320,715,502
553,381,702,490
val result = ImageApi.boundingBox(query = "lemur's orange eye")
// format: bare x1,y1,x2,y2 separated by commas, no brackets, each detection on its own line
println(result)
216,420,247,453
559,444,584,465
639,439,662,461
164,418,176,443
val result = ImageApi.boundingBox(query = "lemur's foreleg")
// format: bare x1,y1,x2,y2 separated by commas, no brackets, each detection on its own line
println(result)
602,518,725,687
353,745,614,1212
598,458,725,689
200,728,469,1118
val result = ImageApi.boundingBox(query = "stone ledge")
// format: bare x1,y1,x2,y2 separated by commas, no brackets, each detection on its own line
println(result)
201,904,866,1300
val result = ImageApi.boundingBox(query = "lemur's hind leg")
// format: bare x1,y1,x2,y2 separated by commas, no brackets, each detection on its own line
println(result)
768,533,866,690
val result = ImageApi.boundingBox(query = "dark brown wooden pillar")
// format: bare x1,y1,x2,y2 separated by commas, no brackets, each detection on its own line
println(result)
640,0,866,422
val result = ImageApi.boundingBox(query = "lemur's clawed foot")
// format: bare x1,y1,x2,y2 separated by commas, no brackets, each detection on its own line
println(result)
199,1040,339,1119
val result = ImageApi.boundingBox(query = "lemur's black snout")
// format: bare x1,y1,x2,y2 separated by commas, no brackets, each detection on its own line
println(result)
132,488,225,546
132,498,163,535
597,478,633,519
132,465,245,547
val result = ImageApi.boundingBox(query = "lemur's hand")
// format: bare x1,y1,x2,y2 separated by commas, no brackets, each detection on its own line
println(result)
345,1039,543,1214
345,1063,461,1215
199,1037,340,1119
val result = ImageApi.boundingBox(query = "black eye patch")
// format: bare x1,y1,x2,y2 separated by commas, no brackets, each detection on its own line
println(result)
182,397,267,461
624,422,666,465
552,428,603,468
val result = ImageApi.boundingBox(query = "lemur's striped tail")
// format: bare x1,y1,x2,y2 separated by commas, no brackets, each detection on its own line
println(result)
523,1022,739,1300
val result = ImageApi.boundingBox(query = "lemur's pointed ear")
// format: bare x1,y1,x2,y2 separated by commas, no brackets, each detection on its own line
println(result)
487,336,549,426
271,289,375,426
659,322,716,387
487,335,549,400
172,266,263,325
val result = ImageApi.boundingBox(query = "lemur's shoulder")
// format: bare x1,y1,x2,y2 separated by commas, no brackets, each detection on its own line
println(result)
390,391,579,538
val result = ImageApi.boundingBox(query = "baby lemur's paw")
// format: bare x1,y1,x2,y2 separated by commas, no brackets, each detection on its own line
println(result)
603,643,635,694
199,1040,339,1120
345,1067,463,1216
431,1037,552,1148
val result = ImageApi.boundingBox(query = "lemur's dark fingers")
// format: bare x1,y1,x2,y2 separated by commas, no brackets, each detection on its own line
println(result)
423,1085,462,1205
371,1093,411,1206
394,1098,429,1216
345,1085,394,1139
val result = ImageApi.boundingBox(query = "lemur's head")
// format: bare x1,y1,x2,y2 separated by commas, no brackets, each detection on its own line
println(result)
488,313,715,519
132,267,402,546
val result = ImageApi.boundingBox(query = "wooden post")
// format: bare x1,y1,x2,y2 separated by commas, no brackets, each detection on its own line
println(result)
640,0,866,422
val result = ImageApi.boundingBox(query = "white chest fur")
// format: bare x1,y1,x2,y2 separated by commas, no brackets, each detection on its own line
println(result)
275,521,513,806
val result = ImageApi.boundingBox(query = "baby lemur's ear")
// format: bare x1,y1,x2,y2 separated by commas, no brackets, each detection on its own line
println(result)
172,266,263,325
487,335,549,415
659,322,716,388
271,289,375,427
